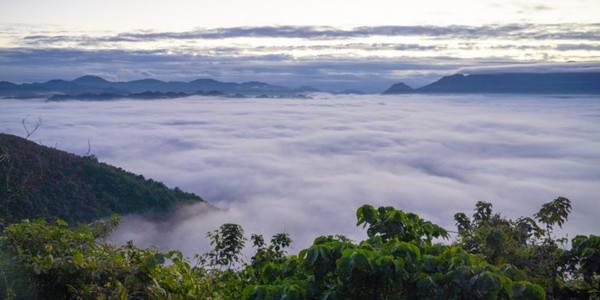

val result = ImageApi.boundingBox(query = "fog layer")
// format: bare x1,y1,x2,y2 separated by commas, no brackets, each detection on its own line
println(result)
1,95,599,255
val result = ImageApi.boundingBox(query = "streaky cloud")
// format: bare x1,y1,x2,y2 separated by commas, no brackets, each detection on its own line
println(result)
19,23,600,44
555,44,600,51
458,62,600,74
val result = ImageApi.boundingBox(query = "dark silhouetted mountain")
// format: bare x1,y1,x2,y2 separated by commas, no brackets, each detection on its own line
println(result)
0,133,205,227
0,81,17,89
0,76,320,99
47,93,123,101
72,75,112,86
335,89,366,95
117,79,174,93
47,91,191,101
229,93,247,98
202,90,226,96
382,72,600,94
349,90,367,95
242,81,270,87
128,91,189,99
189,78,222,85
382,83,413,94
0,78,128,98
293,86,321,93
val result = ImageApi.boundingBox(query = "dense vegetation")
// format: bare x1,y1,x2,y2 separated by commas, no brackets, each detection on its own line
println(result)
0,133,204,228
1,199,598,299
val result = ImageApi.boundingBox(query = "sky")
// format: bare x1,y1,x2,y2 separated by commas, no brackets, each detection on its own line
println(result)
1,0,600,92
1,95,599,255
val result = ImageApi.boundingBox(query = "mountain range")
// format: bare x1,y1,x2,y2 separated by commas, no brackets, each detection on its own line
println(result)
1,72,599,100
0,75,321,100
382,72,600,94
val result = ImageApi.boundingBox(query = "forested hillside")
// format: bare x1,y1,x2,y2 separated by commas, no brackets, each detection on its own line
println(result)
0,133,204,227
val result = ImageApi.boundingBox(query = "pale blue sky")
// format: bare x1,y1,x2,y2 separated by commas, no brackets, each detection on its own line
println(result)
1,0,599,91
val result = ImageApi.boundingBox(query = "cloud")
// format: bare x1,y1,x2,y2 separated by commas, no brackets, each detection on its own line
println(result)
0,47,504,91
3,23,600,91
1,95,599,257
514,3,554,14
253,43,445,52
555,44,600,51
17,23,600,45
457,62,600,74
1,41,598,92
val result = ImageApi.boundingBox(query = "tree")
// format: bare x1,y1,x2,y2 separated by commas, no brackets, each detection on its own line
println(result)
356,204,449,246
4,201,597,299
534,197,571,242
566,235,600,297
204,223,247,269
245,205,544,300
0,217,221,299
451,197,600,298
250,232,292,272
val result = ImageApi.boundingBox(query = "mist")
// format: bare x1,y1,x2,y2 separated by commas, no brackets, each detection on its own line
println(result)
1,94,599,256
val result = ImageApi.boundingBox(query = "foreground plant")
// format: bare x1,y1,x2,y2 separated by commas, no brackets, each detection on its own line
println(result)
0,198,598,299
0,216,219,299
244,204,545,299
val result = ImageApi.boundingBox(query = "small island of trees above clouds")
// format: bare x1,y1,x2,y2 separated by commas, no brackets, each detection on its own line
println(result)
0,133,599,299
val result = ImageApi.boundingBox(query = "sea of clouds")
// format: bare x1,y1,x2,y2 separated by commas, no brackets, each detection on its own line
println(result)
1,94,599,256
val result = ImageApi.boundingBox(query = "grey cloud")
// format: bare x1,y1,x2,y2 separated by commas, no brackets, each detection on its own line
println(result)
1,47,514,91
254,43,445,52
489,44,554,50
20,23,600,45
516,4,554,14
533,5,553,11
555,44,600,51
1,95,598,256
4,47,596,92
458,62,600,74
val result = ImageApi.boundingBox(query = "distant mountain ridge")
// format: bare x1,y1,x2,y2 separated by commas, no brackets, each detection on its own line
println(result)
0,75,320,99
383,72,600,94
382,82,413,94
0,133,206,227
3,72,600,99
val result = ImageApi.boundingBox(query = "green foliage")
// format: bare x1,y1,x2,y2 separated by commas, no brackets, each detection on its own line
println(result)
1,201,597,299
0,133,204,228
250,232,292,272
473,201,493,223
535,197,572,240
452,197,600,298
247,205,544,300
357,204,449,246
566,235,600,296
0,217,222,299
204,223,247,268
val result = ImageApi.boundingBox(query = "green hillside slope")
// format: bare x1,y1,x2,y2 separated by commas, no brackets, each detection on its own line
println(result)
0,133,204,227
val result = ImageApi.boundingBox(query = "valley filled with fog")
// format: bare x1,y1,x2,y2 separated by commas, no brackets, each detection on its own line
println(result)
1,94,599,256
